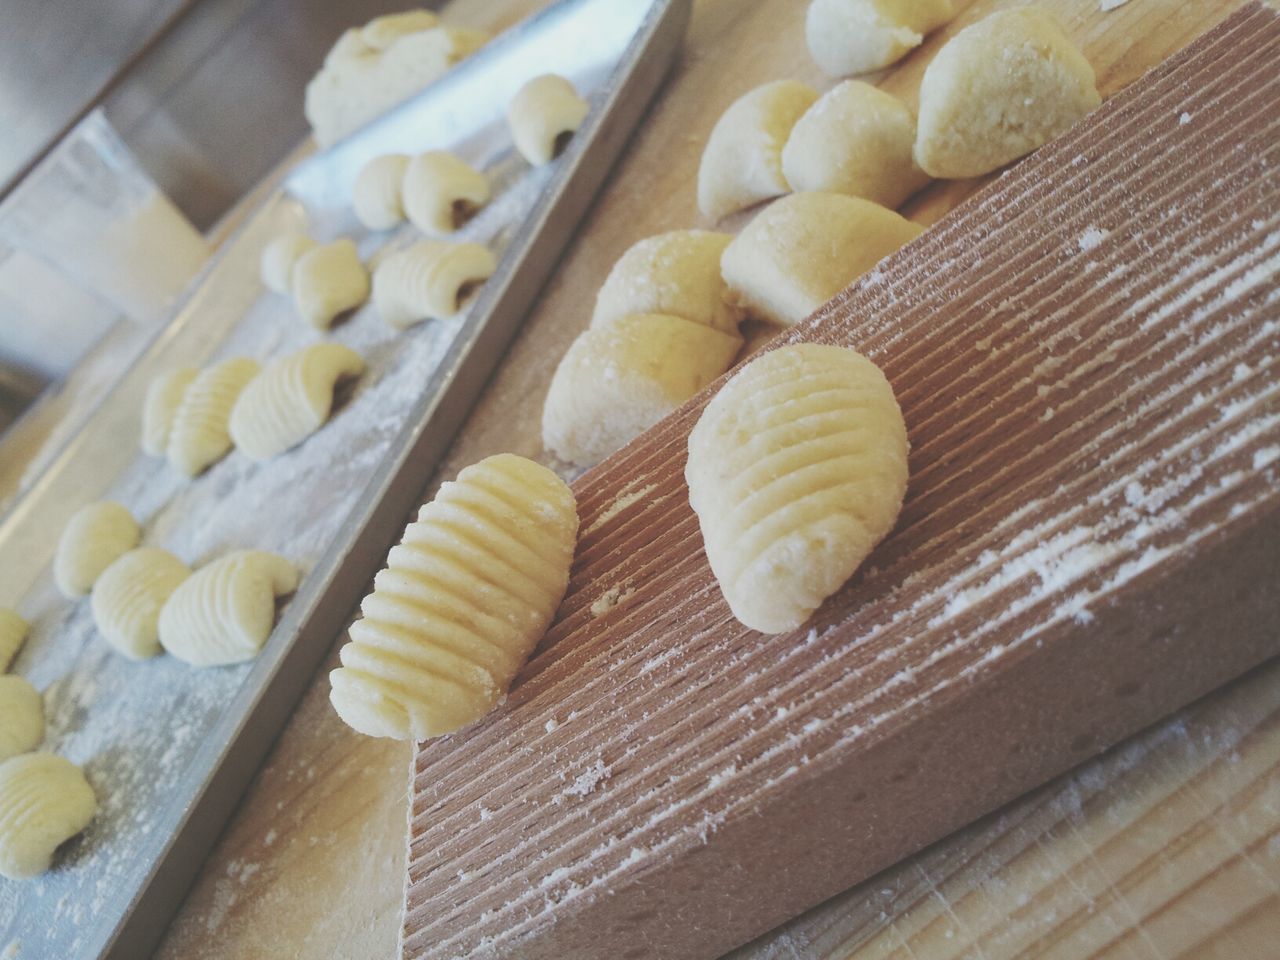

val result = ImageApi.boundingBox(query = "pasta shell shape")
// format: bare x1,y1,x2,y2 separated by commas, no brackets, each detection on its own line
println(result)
697,80,818,221
0,753,96,880
228,344,365,461
158,551,299,667
54,502,141,598
0,677,43,760
373,239,496,328
260,231,316,295
402,151,491,235
167,357,261,476
91,548,191,660
330,453,577,740
687,344,908,634
806,0,955,76
720,192,922,327
507,74,590,166
141,367,197,457
0,609,28,673
291,239,370,330
353,154,410,230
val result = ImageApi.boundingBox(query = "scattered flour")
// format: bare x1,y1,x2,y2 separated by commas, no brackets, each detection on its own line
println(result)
1077,227,1109,252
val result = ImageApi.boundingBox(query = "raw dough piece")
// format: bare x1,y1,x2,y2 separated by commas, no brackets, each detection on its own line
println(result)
542,313,742,468
720,192,922,326
141,367,197,457
0,753,96,880
54,502,141,598
507,74,590,166
402,151,490,234
91,548,191,660
228,343,366,460
167,357,261,476
158,551,298,667
260,231,316,295
0,677,43,760
360,9,440,50
329,454,577,740
806,0,955,76
291,239,370,330
782,80,929,208
372,239,496,328
914,7,1100,178
352,154,410,230
686,343,908,633
697,80,819,221
0,609,27,673
592,230,740,336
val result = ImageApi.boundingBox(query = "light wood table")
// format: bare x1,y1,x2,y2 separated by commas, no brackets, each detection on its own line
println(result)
153,0,1280,957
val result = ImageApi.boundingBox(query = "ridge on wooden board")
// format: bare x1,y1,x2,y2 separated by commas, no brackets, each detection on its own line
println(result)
404,6,1280,959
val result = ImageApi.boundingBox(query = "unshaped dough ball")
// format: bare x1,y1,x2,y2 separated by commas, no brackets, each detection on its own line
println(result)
54,502,141,598
167,357,261,476
782,80,930,209
697,80,819,222
260,231,317,295
720,191,922,327
91,548,191,660
291,239,370,330
592,230,740,336
402,151,490,235
141,367,197,457
806,0,955,76
0,609,29,673
0,676,43,760
687,343,908,633
158,551,298,667
0,753,96,880
914,7,1100,179
352,154,410,231
542,313,742,468
507,74,590,166
372,239,496,328
329,453,577,740
228,343,366,461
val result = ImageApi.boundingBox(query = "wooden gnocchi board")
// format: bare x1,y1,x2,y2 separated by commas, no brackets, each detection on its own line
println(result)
402,5,1280,959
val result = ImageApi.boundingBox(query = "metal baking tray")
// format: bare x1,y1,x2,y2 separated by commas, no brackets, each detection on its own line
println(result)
0,0,689,955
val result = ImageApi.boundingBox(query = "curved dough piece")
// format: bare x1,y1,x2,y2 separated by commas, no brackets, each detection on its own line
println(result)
687,343,908,633
0,677,43,760
507,74,590,166
402,151,490,235
54,502,141,599
260,231,317,296
91,548,191,660
782,80,929,209
0,753,96,880
291,239,369,330
592,230,740,336
372,239,496,328
0,609,28,673
721,192,922,327
158,551,299,667
352,154,410,231
697,80,819,222
228,343,366,460
167,357,261,476
542,313,742,468
329,453,577,740
806,0,955,76
141,367,198,457
361,9,439,50
914,8,1100,179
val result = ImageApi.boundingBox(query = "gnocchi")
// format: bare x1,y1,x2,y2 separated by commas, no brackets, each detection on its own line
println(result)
167,357,261,476
352,154,410,231
0,753,96,880
0,609,29,673
372,239,496,328
329,454,577,740
507,74,590,166
91,548,191,660
402,151,490,235
291,239,370,330
360,9,440,51
697,80,818,222
686,344,908,633
141,366,198,457
54,502,141,599
0,677,43,761
260,231,317,295
806,0,955,76
228,343,366,461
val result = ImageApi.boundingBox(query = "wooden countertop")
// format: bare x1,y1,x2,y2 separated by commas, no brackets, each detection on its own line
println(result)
152,0,1280,957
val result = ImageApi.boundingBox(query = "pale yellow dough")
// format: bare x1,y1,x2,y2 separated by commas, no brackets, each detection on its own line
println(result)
259,231,316,295
507,74,590,166
372,239,496,328
91,548,192,660
352,154,410,231
0,609,27,673
0,753,96,880
54,501,141,598
686,343,908,633
291,239,370,330
0,677,43,760
141,366,198,457
806,0,955,76
167,357,261,476
402,151,490,235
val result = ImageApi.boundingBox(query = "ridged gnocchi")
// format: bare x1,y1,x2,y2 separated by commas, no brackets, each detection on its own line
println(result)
0,753,96,880
507,74,590,166
686,344,908,633
158,551,298,667
329,454,577,740
806,0,955,76
167,357,261,476
372,239,496,328
0,609,29,673
402,151,490,235
291,239,370,330
720,192,922,327
697,80,818,222
352,154,410,231
260,231,317,295
781,80,929,209
228,343,366,461
542,313,742,468
54,501,141,598
141,366,198,457
91,548,191,660
0,677,43,761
